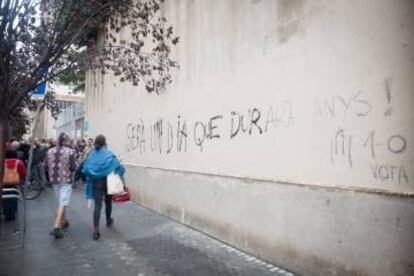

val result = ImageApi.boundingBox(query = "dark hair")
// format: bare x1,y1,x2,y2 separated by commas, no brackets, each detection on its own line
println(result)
94,135,106,150
58,133,68,147
6,149,17,159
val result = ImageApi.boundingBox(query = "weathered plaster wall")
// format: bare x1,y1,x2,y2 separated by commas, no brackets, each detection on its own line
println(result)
85,1,414,275
126,165,414,276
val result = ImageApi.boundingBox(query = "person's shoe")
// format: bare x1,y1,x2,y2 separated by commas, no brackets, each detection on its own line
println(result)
93,231,101,240
106,218,114,227
50,228,63,239
61,220,69,229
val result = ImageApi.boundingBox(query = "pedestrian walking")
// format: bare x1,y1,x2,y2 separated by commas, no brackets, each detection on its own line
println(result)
9,140,25,162
4,149,27,181
74,139,88,185
75,139,86,159
44,133,77,239
79,138,94,163
47,138,57,148
2,149,27,221
32,139,48,187
82,135,125,240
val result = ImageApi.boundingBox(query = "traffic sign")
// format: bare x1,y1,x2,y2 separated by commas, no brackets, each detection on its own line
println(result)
31,68,48,100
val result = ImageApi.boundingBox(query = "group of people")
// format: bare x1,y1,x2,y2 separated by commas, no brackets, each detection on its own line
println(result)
3,133,125,240
6,137,95,188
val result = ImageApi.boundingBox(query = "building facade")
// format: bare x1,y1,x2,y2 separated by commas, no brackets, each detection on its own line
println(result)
33,107,55,140
30,84,86,141
54,94,85,140
85,1,414,275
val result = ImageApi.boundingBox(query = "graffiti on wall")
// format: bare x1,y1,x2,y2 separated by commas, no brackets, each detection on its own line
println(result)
123,79,411,188
125,102,294,154
329,128,409,185
314,90,372,120
322,80,410,186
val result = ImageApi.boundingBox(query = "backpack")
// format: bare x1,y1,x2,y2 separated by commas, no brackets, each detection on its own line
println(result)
3,160,20,185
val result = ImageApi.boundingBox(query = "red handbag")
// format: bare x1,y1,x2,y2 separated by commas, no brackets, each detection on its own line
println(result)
112,186,130,202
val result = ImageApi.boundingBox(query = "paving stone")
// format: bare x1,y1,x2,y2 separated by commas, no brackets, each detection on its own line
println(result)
0,187,297,276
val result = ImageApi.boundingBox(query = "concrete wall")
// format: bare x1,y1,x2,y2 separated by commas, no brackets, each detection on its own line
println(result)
127,165,414,276
85,1,414,275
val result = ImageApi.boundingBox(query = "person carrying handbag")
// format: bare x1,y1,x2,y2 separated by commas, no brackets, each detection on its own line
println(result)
82,135,125,240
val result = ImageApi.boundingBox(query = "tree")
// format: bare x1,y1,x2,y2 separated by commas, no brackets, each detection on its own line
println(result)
57,68,85,93
0,0,179,183
9,109,30,140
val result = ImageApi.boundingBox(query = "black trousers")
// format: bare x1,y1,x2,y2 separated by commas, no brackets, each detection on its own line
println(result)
2,186,18,221
92,178,113,228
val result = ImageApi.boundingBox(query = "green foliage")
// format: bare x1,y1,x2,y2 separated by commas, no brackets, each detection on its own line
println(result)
57,68,85,93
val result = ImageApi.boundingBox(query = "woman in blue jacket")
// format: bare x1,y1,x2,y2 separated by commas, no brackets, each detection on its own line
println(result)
82,135,125,240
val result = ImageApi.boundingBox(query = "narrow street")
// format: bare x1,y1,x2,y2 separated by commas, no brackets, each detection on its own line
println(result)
0,187,295,276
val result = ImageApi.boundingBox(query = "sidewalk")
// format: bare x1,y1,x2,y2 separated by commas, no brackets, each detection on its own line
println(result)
0,187,296,276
